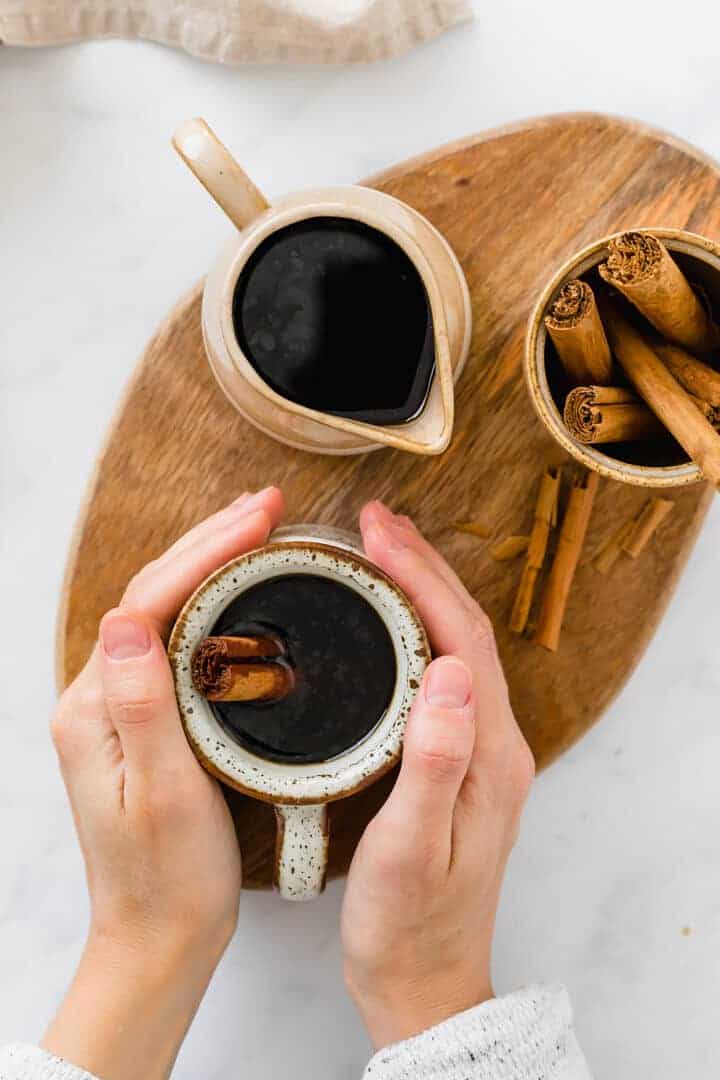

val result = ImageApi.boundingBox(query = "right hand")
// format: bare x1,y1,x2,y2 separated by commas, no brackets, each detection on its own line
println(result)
44,487,285,1080
341,502,535,1050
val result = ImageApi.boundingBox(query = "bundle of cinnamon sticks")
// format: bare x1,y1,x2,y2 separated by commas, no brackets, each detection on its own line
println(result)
508,465,599,651
545,232,720,487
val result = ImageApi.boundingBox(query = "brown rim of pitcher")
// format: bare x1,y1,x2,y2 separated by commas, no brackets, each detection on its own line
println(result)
525,228,720,488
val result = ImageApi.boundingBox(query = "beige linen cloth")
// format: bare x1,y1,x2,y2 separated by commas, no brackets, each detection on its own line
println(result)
0,0,472,63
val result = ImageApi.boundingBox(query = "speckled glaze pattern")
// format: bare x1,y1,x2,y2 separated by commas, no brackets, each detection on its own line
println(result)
168,524,430,900
526,228,720,488
173,119,471,457
274,804,329,901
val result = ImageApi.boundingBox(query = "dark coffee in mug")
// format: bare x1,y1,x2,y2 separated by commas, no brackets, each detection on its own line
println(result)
232,217,435,425
208,574,397,764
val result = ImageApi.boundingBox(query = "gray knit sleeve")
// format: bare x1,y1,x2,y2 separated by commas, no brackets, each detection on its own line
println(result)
362,985,592,1080
0,1044,100,1080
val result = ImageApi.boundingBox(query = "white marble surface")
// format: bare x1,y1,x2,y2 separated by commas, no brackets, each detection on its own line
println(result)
2,5,720,1077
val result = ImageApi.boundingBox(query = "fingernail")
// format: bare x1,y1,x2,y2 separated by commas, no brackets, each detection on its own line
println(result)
242,487,274,511
224,489,273,521
425,659,472,708
368,521,406,554
101,614,151,660
369,501,394,521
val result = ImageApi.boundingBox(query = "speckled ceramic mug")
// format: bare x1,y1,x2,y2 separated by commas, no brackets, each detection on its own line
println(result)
168,525,430,901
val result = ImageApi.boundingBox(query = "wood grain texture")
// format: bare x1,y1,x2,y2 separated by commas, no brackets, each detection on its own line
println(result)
57,113,718,888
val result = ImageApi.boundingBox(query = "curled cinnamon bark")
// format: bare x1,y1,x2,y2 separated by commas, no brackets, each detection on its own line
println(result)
192,635,293,703
564,385,664,444
545,280,613,385
598,233,720,353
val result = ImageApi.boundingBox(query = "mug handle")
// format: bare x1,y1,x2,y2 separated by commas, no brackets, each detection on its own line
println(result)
172,118,270,231
274,804,329,901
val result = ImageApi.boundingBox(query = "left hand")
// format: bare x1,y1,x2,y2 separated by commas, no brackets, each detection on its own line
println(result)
43,487,284,1080
341,502,534,1049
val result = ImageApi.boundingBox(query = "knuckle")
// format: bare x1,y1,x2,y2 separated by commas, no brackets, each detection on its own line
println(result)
365,818,423,878
467,607,497,654
106,693,163,725
74,682,105,715
51,683,102,753
493,737,535,808
122,568,150,605
509,739,536,796
50,707,72,754
413,738,469,783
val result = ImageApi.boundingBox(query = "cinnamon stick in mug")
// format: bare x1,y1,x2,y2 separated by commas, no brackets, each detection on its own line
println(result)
564,385,664,444
534,470,599,652
192,635,293,702
653,342,720,405
510,466,561,635
692,396,720,428
598,232,720,353
545,280,613,385
599,300,720,488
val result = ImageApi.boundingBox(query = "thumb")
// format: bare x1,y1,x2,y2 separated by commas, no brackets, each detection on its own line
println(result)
378,657,475,869
99,609,193,778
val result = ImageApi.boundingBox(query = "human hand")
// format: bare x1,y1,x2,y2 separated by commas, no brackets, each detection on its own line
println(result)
341,502,535,1050
44,487,284,1080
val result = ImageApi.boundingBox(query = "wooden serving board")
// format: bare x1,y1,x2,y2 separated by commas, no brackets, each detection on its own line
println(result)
58,113,717,887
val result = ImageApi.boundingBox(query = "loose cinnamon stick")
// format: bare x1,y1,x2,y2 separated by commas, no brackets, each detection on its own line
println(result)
593,517,637,576
510,466,561,635
564,385,665,443
545,280,614,385
452,521,492,539
621,498,674,558
599,300,720,488
598,232,720,353
489,535,529,561
534,471,599,652
192,635,293,703
653,342,720,406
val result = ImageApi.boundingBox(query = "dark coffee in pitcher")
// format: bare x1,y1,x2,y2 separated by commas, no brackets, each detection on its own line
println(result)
232,217,435,425
207,574,397,764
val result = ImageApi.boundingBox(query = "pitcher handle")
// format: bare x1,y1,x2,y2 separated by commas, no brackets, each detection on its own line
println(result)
274,804,329,901
172,118,270,231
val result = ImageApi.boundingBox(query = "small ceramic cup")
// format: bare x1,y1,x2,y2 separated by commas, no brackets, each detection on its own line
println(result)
525,227,720,488
172,118,471,456
168,525,430,901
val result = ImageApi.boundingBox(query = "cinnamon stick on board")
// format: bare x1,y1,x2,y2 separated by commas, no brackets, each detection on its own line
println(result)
510,466,561,635
534,471,599,652
490,536,529,561
192,635,294,703
593,517,637,576
598,232,720,353
599,300,720,488
564,385,665,444
653,342,720,405
622,498,674,558
545,280,614,385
